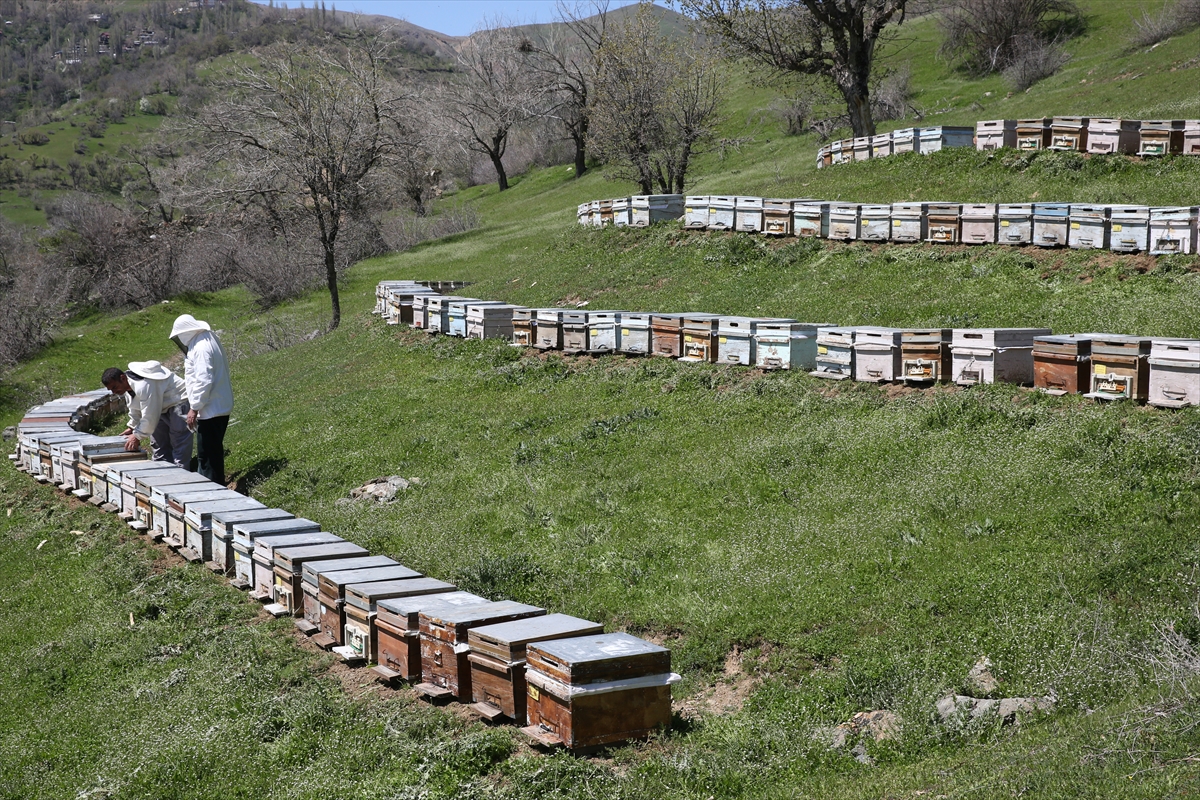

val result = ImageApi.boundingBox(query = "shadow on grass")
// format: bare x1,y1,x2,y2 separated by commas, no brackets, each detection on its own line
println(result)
230,456,289,495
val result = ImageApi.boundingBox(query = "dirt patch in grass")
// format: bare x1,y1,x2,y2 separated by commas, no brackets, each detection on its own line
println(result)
677,646,764,720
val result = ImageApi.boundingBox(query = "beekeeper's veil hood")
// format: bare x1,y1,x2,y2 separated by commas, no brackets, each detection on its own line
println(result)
170,314,211,351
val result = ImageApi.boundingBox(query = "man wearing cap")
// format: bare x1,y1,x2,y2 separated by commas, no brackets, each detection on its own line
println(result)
100,362,193,468
170,314,233,484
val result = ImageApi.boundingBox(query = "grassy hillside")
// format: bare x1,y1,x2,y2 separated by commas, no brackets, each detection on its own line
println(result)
4,2,1200,798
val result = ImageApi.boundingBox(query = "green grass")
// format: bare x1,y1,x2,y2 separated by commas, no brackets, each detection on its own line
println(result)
4,2,1200,796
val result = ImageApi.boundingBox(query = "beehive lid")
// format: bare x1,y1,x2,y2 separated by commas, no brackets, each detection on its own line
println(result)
468,614,605,662
246,531,342,553
213,508,294,529
317,565,420,595
377,592,488,628
273,541,368,569
302,555,401,585
232,517,321,538
345,577,457,610
527,632,670,685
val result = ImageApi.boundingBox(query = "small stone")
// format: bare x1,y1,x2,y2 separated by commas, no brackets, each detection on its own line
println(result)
811,726,849,750
850,742,874,766
2,426,15,440
967,656,999,696
851,710,901,741
969,698,998,719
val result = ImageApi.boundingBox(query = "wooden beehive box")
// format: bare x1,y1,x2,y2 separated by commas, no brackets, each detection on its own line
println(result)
302,559,411,638
900,329,952,383
577,202,589,225
1033,334,1099,395
828,203,860,240
416,601,546,701
793,201,829,238
1149,207,1199,255
925,203,961,243
951,328,1051,386
107,461,177,515
181,496,265,564
1067,205,1109,250
468,614,604,723
734,196,763,232
1149,339,1200,408
448,300,505,337
535,309,567,350
830,139,848,164
76,437,140,499
918,126,974,154
561,311,589,354
314,563,419,646
209,508,293,575
242,531,343,598
811,327,856,380
1109,206,1150,253
411,294,433,330
851,136,872,162
87,458,146,508
1016,118,1051,150
618,313,652,356
584,311,621,354
870,132,893,158
467,303,522,340
762,198,796,235
270,541,369,616
599,199,614,226
708,196,735,230
1088,118,1139,155
341,577,457,663
632,194,684,225
230,518,323,591
522,632,678,752
372,592,487,683
853,327,903,382
891,128,918,155
684,196,709,229
755,322,833,371
1033,203,1069,247
960,204,998,244
1139,120,1184,156
164,488,241,548
428,296,477,335
976,119,1016,150
679,314,722,363
717,317,773,366
298,556,401,631
1084,336,1152,402
998,203,1034,245
1048,116,1089,151
512,308,538,347
858,204,891,242
588,200,601,227
650,314,685,358
142,477,213,534
890,203,926,242
612,197,631,227
1185,121,1200,155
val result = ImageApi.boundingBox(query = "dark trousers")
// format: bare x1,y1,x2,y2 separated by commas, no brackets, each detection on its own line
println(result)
196,415,229,485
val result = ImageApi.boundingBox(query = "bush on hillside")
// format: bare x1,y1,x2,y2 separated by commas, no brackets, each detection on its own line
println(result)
940,0,1082,78
1128,0,1200,48
1003,34,1073,91
18,129,48,146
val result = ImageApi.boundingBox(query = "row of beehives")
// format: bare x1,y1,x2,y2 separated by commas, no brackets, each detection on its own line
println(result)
376,280,1200,407
10,391,679,753
817,118,1200,168
579,197,1199,254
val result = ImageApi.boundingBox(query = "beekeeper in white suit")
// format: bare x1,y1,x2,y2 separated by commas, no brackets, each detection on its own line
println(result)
170,314,233,483
101,362,193,468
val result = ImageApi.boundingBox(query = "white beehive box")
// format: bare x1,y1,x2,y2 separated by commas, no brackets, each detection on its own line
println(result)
998,204,1034,245
734,196,764,232
919,126,974,154
1067,205,1108,250
1033,204,1070,248
925,204,961,243
870,132,893,158
618,313,652,356
1149,207,1199,255
858,204,891,242
685,196,709,229
708,196,735,230
717,317,772,366
976,120,1016,150
535,309,568,350
811,327,856,380
1087,119,1139,155
612,197,632,227
755,322,833,371
890,203,926,242
961,204,998,244
794,201,830,238
467,304,523,340
829,203,860,241
853,327,903,382
851,136,872,162
586,311,622,354
951,328,1051,385
1108,206,1150,253
632,195,684,226
831,139,850,164
448,300,505,337
1149,339,1200,408
891,128,919,154
1185,121,1200,155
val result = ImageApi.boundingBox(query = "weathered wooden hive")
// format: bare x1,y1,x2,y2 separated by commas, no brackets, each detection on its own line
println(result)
1033,333,1101,395
1138,120,1183,156
244,529,338,600
372,592,487,684
1016,118,1051,150
852,327,903,383
1068,205,1109,250
951,328,1051,386
535,309,568,350
1148,339,1200,409
415,601,546,702
650,314,685,358
678,314,722,363
228,517,322,591
925,204,961,243
341,577,457,664
900,329,952,383
1033,203,1070,247
1083,335,1152,402
1048,116,1088,151
209,508,294,576
521,632,679,752
754,322,832,371
270,541,370,617
468,614,604,724
976,119,1015,150
811,327,856,380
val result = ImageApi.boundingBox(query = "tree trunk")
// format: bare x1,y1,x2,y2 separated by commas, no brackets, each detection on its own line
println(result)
573,132,587,177
325,243,341,331
491,150,509,191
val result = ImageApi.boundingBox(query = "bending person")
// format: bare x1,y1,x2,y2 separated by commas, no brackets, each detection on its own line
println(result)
101,362,193,468
170,314,233,484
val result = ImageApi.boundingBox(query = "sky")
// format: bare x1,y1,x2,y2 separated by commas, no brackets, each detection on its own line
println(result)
268,0,646,36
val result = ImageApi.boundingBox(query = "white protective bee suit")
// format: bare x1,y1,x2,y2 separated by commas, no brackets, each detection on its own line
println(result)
170,315,233,482
126,360,193,468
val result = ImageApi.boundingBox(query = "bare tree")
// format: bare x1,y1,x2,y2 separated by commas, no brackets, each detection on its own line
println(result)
680,0,908,138
939,0,1081,76
439,24,544,192
182,36,402,330
588,2,723,194
518,1,611,178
